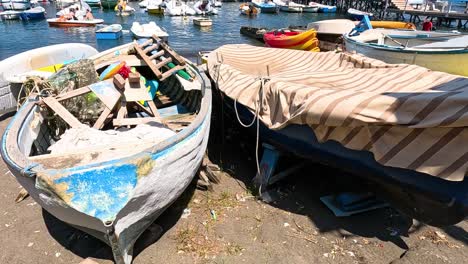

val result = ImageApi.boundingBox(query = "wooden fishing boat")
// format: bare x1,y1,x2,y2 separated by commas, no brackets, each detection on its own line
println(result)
96,24,123,39
0,43,98,115
206,44,468,227
239,3,258,15
344,29,468,76
1,39,211,264
47,18,104,27
193,17,212,27
264,29,319,51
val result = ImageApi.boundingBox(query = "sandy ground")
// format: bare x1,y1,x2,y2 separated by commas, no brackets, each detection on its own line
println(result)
0,102,467,264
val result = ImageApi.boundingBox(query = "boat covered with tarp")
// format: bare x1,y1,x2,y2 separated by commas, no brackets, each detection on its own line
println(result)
1,40,211,263
206,44,468,227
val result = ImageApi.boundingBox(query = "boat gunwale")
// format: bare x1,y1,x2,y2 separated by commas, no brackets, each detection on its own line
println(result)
1,43,212,175
344,34,468,54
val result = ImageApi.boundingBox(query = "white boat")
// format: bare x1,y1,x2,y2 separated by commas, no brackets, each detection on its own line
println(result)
0,10,22,19
193,0,218,15
347,8,373,20
164,0,196,16
55,0,80,5
0,43,98,114
116,5,136,16
344,29,468,76
310,2,336,13
212,0,221,7
138,0,149,7
193,17,212,27
307,19,356,35
302,4,318,13
0,0,31,10
131,21,169,41
47,18,105,27
0,41,211,264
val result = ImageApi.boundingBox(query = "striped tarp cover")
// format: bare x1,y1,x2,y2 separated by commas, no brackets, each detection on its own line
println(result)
207,44,468,181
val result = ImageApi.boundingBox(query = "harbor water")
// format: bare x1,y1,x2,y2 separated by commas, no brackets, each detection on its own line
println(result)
0,2,345,60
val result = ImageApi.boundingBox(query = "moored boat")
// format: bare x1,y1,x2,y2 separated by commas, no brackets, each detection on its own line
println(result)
0,43,98,115
239,3,258,16
310,2,336,13
0,0,31,10
252,0,277,13
47,18,104,27
212,0,221,7
344,29,467,76
84,0,101,7
206,44,468,227
19,6,46,20
347,8,373,20
193,17,212,27
1,40,211,264
193,0,218,15
96,24,123,39
165,0,196,16
0,10,22,20
115,5,136,16
131,21,169,41
101,0,118,9
307,19,355,50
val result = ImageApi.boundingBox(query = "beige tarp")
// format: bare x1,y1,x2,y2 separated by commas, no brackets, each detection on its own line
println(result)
207,44,468,181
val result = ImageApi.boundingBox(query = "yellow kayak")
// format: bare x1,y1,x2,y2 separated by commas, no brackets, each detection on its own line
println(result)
290,38,320,52
370,21,416,30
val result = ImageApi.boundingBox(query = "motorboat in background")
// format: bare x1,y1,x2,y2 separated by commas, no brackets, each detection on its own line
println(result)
0,0,31,10
344,29,468,76
19,6,46,20
147,0,166,14
131,21,169,41
0,10,22,20
252,0,277,13
347,8,373,20
165,0,196,16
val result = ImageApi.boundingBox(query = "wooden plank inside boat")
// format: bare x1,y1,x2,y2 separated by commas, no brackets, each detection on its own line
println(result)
42,97,83,128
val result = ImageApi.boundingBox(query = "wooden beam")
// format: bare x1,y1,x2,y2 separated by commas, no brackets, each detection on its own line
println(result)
113,117,160,126
152,35,186,66
93,106,112,129
143,44,159,54
147,100,162,121
42,97,83,128
154,57,172,69
149,50,165,60
134,43,163,79
56,87,91,102
160,65,185,81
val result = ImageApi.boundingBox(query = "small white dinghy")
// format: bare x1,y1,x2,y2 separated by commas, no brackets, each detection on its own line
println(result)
131,21,169,41
193,17,212,27
0,10,22,20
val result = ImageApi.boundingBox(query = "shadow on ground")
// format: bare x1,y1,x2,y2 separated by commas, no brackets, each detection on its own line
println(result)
206,87,434,251
42,180,198,261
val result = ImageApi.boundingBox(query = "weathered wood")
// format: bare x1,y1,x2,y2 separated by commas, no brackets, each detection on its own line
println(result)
113,117,160,126
154,57,172,69
93,106,113,129
95,55,147,70
161,65,185,81
113,74,126,90
148,50,165,60
134,43,163,79
147,100,162,121
138,39,153,48
88,81,121,110
124,80,152,102
117,100,128,120
42,97,83,128
56,87,91,102
128,72,141,84
143,44,159,54
152,35,186,65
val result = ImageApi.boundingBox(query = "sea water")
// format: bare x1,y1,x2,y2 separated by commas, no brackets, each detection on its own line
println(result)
0,2,345,60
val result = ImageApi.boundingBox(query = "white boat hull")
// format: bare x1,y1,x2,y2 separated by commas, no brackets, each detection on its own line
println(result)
344,37,468,76
0,2,30,10
0,43,98,115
